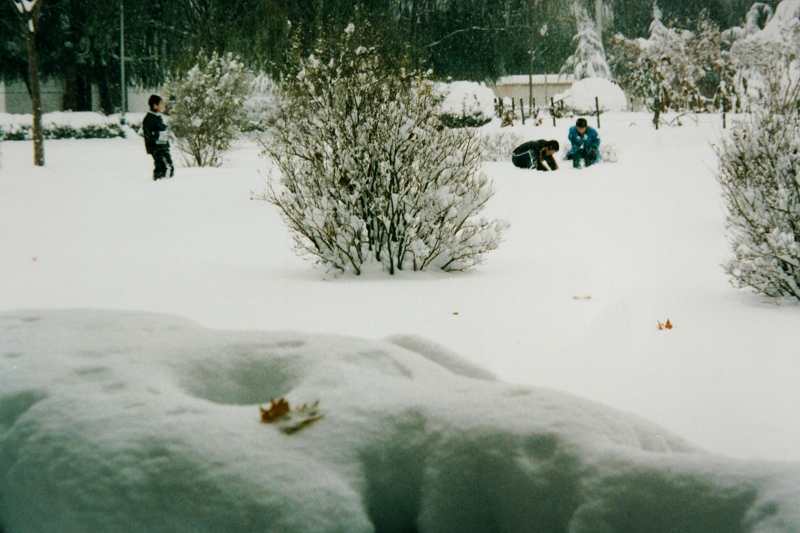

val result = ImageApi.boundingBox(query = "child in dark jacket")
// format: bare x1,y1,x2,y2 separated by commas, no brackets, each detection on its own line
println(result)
142,94,174,180
512,139,560,171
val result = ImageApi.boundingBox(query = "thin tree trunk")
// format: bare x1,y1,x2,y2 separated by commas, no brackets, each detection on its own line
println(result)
10,0,45,166
25,29,45,166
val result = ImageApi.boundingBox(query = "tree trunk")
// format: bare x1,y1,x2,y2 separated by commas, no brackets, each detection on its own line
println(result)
25,29,45,166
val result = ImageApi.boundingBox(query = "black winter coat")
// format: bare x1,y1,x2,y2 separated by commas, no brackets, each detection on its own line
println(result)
142,111,169,154
512,140,558,171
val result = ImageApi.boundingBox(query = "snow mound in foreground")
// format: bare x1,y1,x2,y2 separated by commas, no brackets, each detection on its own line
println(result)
1,310,799,532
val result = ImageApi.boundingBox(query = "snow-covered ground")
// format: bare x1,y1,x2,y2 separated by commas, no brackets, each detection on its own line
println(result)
2,111,800,530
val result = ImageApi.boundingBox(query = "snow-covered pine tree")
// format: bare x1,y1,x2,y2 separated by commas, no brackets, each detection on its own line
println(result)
258,22,507,275
717,20,800,300
561,2,612,80
166,52,252,167
721,2,774,44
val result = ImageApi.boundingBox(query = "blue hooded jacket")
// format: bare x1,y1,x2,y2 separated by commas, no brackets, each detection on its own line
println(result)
567,125,600,162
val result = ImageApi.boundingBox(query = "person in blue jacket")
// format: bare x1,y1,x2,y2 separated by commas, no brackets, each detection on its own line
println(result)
566,117,600,169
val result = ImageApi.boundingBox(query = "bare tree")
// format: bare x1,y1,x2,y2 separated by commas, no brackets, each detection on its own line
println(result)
8,0,44,166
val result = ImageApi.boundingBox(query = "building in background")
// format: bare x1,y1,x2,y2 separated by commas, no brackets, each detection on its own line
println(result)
488,74,574,108
0,80,155,114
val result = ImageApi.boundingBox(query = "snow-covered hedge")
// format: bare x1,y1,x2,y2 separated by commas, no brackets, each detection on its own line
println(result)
0,112,124,141
436,81,496,128
259,24,507,275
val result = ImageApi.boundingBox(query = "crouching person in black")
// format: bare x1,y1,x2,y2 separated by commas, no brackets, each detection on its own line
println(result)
142,94,175,180
512,140,560,171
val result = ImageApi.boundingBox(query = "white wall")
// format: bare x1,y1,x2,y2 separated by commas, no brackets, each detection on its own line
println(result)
0,79,163,115
0,79,65,114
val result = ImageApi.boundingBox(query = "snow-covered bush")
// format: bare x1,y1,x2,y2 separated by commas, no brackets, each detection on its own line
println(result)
258,23,507,275
717,112,800,300
479,129,524,162
242,73,279,133
729,14,800,114
166,52,252,167
717,15,800,300
437,81,495,128
610,8,734,124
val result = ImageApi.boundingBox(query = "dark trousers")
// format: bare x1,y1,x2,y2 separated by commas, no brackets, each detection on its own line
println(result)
152,149,174,179
512,149,556,171
568,147,599,168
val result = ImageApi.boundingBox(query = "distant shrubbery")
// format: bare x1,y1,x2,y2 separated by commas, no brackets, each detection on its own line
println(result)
0,113,125,141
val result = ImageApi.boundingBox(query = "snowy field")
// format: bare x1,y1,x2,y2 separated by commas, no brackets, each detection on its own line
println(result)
2,112,800,530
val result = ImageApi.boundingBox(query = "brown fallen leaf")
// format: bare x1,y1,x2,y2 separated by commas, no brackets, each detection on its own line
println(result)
260,397,290,423
260,398,324,434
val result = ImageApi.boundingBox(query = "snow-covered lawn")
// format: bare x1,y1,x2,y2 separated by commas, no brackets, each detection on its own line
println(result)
2,112,800,530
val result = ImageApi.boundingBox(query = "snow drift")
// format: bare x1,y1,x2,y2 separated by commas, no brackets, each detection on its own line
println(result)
1,309,799,532
557,77,628,113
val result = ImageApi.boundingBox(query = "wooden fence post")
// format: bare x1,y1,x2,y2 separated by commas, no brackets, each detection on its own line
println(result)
551,98,556,126
722,97,727,129
511,98,516,124
520,98,525,124
595,96,601,129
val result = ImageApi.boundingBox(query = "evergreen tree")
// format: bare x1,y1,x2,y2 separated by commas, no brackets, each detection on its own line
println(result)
561,2,611,80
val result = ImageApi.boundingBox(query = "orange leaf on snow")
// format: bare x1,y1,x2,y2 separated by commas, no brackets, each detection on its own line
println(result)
260,398,324,434
260,397,290,423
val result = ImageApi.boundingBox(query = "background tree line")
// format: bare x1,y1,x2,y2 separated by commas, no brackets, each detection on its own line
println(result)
1,0,778,113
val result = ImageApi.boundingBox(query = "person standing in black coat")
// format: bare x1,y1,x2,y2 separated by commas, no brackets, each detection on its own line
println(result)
512,140,560,171
142,94,174,180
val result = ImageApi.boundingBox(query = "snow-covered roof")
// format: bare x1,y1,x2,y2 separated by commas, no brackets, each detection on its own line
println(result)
493,74,574,86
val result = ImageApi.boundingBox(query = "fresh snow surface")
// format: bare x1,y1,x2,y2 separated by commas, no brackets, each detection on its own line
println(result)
2,112,800,531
